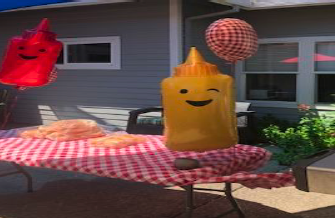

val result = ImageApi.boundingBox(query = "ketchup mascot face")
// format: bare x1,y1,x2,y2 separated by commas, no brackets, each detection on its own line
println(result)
0,18,62,87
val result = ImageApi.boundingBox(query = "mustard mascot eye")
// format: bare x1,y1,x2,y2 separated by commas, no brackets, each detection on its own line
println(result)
180,89,188,94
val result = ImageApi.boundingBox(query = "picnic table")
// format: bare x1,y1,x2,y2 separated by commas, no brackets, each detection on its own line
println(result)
0,128,295,218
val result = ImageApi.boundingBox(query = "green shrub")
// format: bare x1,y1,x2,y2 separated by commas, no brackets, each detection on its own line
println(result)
262,105,335,165
255,114,297,143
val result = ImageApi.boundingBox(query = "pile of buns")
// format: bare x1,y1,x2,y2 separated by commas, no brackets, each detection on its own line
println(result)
89,134,146,148
19,119,106,141
19,119,147,148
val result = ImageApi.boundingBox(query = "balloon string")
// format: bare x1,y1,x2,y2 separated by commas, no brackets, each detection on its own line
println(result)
230,61,237,168
233,145,236,173
0,68,57,130
230,61,236,76
1,93,19,130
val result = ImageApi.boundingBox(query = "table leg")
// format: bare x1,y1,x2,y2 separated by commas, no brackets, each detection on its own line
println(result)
224,183,245,218
192,183,245,218
183,185,194,218
0,162,33,193
12,163,33,192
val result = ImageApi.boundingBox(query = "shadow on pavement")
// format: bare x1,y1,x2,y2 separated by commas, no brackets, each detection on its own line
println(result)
0,175,304,218
295,205,335,218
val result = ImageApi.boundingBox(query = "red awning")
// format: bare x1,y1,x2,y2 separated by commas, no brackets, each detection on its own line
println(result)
282,54,335,63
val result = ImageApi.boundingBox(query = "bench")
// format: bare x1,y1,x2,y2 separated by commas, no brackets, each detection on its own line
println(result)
126,102,256,144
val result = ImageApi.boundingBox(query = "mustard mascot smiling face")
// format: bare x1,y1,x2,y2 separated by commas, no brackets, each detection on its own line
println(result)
162,47,238,152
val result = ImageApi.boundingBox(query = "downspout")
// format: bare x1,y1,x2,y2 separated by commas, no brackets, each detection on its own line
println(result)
184,4,240,57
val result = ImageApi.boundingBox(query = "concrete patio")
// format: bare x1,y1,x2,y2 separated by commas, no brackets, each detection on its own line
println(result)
0,161,334,218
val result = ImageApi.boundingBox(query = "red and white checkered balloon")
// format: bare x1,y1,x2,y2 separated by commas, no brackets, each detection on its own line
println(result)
206,18,258,63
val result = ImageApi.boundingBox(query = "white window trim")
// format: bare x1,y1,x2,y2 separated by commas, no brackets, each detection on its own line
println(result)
56,36,121,70
169,0,183,75
236,36,335,109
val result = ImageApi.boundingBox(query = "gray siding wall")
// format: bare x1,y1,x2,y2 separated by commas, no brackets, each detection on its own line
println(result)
185,3,335,121
183,0,232,74
0,0,170,129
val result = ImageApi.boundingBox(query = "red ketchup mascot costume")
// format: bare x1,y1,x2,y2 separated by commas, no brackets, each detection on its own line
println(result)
0,18,62,88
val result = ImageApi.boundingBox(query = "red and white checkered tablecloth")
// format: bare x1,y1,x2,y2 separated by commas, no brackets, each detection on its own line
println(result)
0,129,295,188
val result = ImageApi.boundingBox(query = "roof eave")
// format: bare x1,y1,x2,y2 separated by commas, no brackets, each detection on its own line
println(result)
1,0,136,13
210,0,335,10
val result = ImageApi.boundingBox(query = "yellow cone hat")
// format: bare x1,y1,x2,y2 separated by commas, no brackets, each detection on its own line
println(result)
173,47,221,77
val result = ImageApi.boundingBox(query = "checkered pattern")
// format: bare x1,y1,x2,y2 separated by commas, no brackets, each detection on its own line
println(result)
206,18,258,63
48,67,58,84
0,128,295,188
16,67,57,90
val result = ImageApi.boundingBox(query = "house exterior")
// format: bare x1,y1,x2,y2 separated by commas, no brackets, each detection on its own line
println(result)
185,0,335,121
0,0,334,129
0,0,171,129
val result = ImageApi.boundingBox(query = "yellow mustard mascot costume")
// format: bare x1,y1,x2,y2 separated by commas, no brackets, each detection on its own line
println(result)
162,47,238,152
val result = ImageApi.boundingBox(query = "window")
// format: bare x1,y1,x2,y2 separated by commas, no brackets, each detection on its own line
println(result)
244,43,298,72
315,41,335,104
236,37,335,108
241,42,298,103
246,74,296,102
56,36,121,70
317,75,335,103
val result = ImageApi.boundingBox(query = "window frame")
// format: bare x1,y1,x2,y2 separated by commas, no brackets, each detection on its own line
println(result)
56,36,121,70
235,36,335,110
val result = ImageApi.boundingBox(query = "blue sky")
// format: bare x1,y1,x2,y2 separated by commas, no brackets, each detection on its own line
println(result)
0,0,73,11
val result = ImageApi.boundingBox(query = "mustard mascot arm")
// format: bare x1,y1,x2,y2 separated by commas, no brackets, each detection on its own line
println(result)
162,47,238,152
